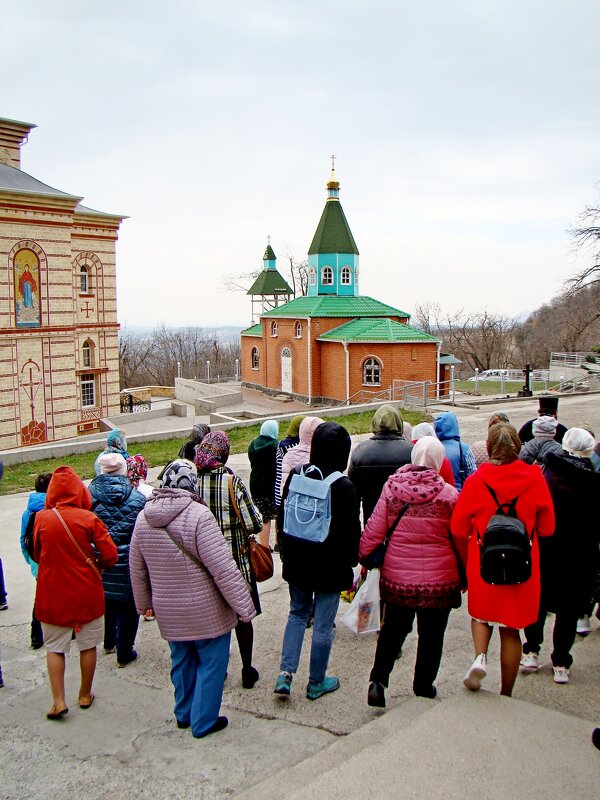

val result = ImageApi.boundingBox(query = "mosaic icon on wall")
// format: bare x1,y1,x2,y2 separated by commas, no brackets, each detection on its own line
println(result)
14,248,40,327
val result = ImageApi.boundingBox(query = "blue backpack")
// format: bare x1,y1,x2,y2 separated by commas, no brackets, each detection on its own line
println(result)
283,465,343,543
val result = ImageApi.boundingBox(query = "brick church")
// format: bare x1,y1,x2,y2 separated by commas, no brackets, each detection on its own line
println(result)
241,168,439,404
0,116,124,449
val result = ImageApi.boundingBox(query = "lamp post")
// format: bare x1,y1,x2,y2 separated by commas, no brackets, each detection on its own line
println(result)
176,361,181,379
450,365,456,405
206,360,210,384
474,367,479,393
235,358,239,382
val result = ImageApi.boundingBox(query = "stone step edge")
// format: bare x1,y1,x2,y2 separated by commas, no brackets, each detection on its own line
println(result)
236,695,438,800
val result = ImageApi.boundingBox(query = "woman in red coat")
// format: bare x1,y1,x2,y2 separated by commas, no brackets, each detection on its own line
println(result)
33,467,118,719
451,424,554,697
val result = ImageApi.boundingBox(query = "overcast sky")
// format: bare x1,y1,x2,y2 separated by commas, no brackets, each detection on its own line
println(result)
3,1,599,328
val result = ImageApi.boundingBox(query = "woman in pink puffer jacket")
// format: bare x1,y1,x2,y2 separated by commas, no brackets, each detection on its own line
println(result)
359,438,464,708
281,416,324,490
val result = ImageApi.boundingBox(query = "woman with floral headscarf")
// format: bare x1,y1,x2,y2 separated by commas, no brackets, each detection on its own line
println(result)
195,433,264,689
520,428,600,683
451,423,554,697
179,424,211,462
130,459,255,738
126,455,154,499
248,420,278,547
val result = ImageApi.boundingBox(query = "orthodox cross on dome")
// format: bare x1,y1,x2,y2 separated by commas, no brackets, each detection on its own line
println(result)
267,234,271,245
81,300,94,318
330,154,336,171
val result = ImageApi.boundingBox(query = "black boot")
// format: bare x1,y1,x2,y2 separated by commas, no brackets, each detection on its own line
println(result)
367,681,386,707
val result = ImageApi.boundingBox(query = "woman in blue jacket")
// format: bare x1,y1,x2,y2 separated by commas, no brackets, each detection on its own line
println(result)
20,472,52,647
90,453,146,666
433,412,476,491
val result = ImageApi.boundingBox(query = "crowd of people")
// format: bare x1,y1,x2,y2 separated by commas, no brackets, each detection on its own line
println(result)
0,401,599,750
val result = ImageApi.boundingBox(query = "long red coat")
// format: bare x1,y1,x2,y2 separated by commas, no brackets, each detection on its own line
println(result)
34,466,117,628
451,461,554,629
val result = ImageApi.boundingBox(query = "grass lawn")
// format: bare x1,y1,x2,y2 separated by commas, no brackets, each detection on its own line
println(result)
455,380,549,396
0,407,428,496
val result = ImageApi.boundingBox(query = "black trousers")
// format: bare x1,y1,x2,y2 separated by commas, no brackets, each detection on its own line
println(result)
523,604,579,668
31,607,43,646
0,558,6,604
369,605,451,696
104,598,140,663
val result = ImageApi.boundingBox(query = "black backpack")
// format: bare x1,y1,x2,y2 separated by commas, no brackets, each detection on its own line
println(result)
23,511,38,561
478,483,532,585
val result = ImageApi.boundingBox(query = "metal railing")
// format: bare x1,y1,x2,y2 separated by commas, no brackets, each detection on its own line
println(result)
550,351,598,368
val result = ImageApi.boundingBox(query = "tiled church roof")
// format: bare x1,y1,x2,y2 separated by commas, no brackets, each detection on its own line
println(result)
259,295,409,319
318,317,439,343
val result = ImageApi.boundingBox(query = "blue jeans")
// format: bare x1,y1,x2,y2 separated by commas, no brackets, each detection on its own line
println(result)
279,585,339,685
169,632,231,737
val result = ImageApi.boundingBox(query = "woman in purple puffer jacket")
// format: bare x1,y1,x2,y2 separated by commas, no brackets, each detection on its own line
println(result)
359,438,465,708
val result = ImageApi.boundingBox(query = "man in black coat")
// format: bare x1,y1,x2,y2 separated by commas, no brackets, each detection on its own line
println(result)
518,395,567,445
348,404,413,524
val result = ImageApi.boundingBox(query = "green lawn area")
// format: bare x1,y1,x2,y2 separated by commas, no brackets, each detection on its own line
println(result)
455,380,549,396
0,408,428,495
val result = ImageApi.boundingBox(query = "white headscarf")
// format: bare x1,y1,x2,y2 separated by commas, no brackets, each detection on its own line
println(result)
411,437,445,472
562,428,595,459
412,422,436,441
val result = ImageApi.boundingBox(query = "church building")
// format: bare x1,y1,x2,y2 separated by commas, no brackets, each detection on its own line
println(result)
241,168,439,404
0,116,125,449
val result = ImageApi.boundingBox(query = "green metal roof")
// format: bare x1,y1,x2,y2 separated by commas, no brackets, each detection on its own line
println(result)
263,244,276,261
247,269,293,296
318,318,439,343
308,200,359,255
241,323,263,337
260,295,410,319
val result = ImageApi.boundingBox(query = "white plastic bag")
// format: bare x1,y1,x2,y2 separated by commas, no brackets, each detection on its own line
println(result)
341,568,380,634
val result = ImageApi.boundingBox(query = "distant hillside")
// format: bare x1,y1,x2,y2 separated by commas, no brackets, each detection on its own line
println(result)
122,325,244,341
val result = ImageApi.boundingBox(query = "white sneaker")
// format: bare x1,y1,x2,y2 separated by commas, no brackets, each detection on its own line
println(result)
552,666,570,684
520,652,539,672
463,654,487,691
576,615,592,635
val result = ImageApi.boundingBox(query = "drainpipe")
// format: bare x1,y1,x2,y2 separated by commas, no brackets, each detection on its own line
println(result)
343,340,350,405
307,317,312,404
436,340,442,400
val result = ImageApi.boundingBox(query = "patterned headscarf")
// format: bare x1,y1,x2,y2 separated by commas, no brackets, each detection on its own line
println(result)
260,419,279,439
488,412,510,428
487,423,521,465
412,422,436,441
194,431,231,471
160,459,199,494
126,455,149,488
107,428,127,451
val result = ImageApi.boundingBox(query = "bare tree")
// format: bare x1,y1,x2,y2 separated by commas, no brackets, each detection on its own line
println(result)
567,204,600,291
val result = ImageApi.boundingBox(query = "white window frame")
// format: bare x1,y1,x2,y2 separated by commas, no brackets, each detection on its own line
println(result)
309,268,316,286
295,321,302,338
251,347,260,370
82,340,93,368
271,321,278,337
80,264,89,293
363,357,382,386
340,266,352,285
81,373,96,407
321,266,333,285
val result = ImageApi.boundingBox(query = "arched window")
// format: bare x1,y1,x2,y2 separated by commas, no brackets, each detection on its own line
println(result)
321,266,333,285
82,339,94,368
309,268,316,286
251,347,260,370
295,321,302,338
271,321,278,337
340,266,352,285
363,357,382,386
80,264,89,293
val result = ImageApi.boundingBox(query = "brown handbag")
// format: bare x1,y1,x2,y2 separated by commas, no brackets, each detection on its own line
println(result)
228,476,274,583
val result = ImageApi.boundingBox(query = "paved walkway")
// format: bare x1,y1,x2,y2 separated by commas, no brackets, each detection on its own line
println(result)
1,397,599,798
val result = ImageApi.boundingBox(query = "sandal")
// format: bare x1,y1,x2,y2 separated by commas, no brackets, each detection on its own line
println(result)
46,705,68,720
79,693,95,709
